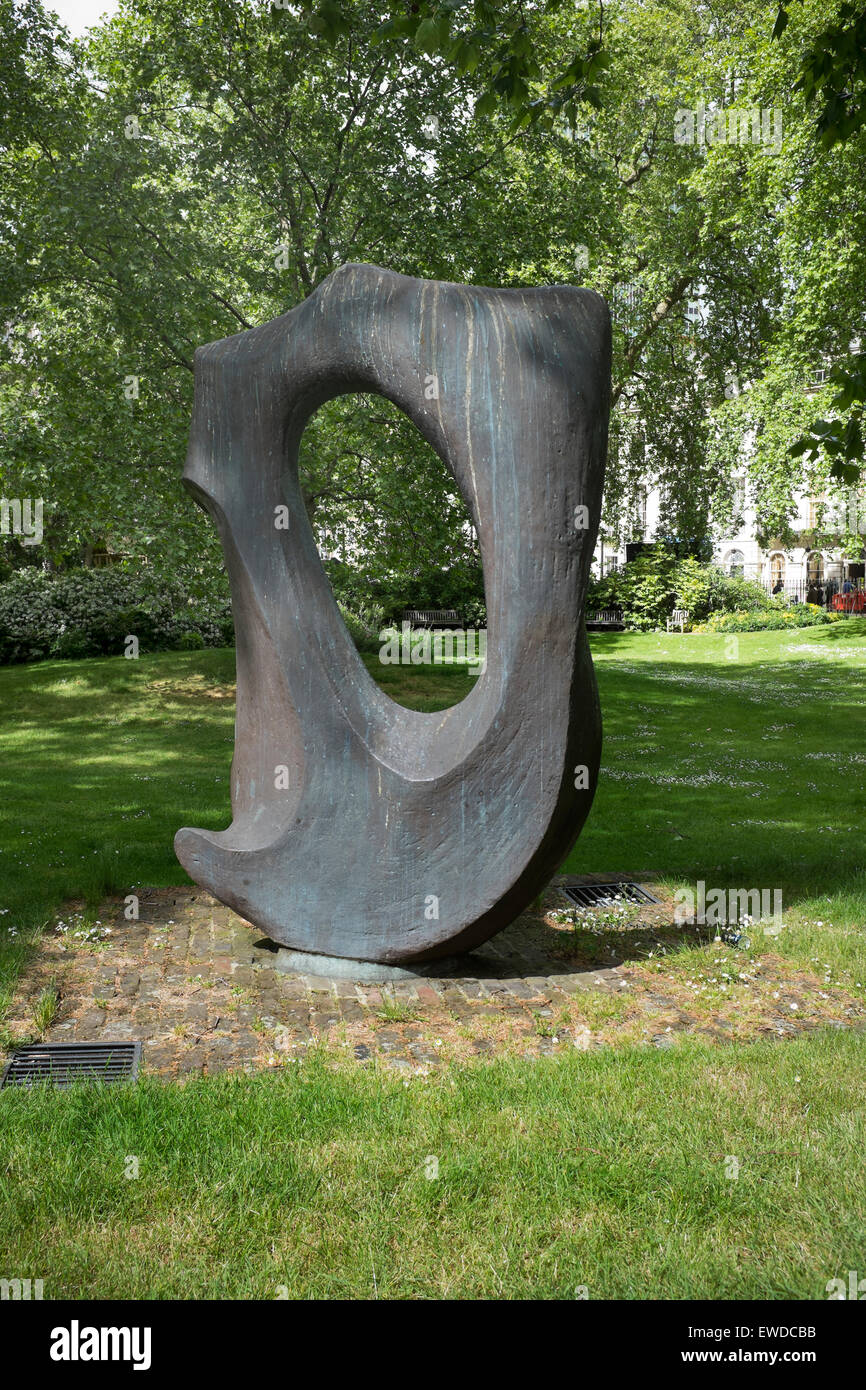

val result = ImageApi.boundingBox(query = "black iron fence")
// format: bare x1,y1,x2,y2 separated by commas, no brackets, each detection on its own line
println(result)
586,582,866,633
760,578,866,609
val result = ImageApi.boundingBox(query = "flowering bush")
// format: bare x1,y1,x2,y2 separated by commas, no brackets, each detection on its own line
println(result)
0,567,235,664
691,603,846,632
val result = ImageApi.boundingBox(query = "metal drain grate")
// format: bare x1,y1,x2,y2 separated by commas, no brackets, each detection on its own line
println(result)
1,1041,141,1089
561,881,659,909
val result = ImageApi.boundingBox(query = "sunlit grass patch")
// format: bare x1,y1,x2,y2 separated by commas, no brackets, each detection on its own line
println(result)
0,1032,863,1299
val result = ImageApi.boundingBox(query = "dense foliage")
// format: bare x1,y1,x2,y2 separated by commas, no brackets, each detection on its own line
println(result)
0,0,863,601
0,566,233,663
0,561,470,664
326,556,486,628
587,546,774,631
587,543,855,631
693,604,845,631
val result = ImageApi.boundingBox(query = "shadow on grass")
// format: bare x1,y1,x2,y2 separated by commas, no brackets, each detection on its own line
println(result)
462,913,714,979
0,630,864,958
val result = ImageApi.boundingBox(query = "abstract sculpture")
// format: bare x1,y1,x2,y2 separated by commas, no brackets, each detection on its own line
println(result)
175,263,610,965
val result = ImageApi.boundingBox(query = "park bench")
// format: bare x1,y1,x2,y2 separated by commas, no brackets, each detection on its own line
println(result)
585,608,625,632
402,608,462,629
666,608,689,632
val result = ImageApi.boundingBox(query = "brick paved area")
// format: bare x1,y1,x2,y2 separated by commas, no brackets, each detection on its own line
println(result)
4,878,863,1077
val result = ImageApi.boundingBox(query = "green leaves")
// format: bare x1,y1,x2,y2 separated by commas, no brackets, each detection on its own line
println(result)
342,3,609,130
788,408,864,484
830,355,866,412
789,410,864,483
373,14,416,43
787,359,866,482
452,40,480,75
771,4,790,41
778,0,866,149
5,0,862,583
307,1,351,42
414,15,450,56
552,46,609,93
765,1,866,492
473,90,497,118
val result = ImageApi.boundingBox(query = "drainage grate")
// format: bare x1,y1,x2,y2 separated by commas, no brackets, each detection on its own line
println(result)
1,1041,141,1089
561,881,659,909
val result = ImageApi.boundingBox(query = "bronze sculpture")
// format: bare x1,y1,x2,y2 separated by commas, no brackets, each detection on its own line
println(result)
175,264,610,965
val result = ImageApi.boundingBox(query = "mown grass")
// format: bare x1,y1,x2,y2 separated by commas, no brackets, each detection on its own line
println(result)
1,1032,863,1299
1,620,864,1006
0,621,864,1298
576,621,866,896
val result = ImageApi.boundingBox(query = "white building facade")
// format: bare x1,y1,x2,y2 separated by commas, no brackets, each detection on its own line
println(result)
596,477,865,602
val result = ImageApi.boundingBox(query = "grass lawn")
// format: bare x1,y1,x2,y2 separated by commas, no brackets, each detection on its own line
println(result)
0,620,864,1298
1,1034,862,1299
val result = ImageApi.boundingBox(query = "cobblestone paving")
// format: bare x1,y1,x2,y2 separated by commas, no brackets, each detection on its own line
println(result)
5,878,864,1077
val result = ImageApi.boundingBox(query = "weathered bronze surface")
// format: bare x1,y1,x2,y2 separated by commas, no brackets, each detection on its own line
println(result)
175,263,610,963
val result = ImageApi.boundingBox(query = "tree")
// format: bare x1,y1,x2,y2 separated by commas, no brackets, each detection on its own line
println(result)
3,0,862,586
302,0,610,133
774,0,866,483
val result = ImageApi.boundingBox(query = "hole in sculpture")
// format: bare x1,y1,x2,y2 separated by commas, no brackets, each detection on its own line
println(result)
300,393,486,711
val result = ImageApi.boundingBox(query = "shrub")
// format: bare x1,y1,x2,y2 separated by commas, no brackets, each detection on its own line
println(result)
692,604,845,633
587,547,773,630
671,557,771,623
337,600,386,653
0,567,233,665
586,544,676,630
325,558,486,627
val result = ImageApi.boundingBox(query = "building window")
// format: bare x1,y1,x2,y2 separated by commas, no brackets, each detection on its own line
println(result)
733,475,746,515
615,282,642,314
726,549,745,578
806,551,824,583
685,299,704,328
612,282,644,335
808,493,827,529
770,554,785,591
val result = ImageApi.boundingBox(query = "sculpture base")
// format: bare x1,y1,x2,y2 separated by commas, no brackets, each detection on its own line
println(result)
273,948,467,982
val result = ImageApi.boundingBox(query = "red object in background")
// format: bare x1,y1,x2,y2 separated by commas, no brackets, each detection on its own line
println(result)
831,590,866,612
